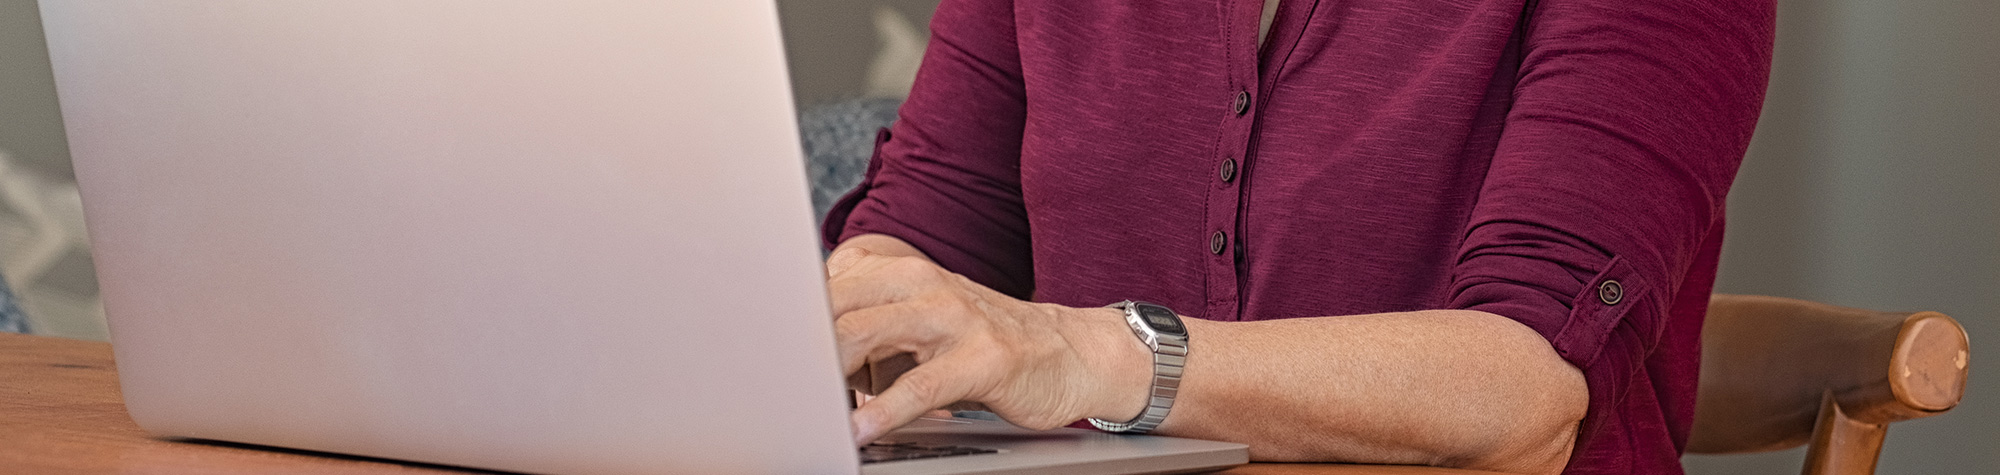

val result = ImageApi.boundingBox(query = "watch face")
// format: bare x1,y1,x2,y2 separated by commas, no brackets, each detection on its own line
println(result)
1136,303,1185,335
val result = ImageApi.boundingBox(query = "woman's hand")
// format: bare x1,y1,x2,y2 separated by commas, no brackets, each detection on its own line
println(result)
825,247,1151,444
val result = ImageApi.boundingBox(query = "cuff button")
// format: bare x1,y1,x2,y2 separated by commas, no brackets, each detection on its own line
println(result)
1598,280,1624,305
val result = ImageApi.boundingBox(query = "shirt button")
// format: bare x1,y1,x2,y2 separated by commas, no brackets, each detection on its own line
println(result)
1219,158,1237,183
1598,280,1624,305
1210,231,1228,255
1232,91,1251,116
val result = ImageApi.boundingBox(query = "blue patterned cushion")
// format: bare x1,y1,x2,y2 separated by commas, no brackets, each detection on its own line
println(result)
798,98,902,223
0,274,26,334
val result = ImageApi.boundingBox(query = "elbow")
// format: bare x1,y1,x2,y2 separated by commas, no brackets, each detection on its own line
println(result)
1458,360,1587,475
1473,414,1582,475
1424,313,1588,475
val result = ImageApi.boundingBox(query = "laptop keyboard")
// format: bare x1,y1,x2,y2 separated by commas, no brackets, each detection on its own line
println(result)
858,442,999,464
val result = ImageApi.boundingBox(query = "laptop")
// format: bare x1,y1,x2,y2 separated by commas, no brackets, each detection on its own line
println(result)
40,2,1247,474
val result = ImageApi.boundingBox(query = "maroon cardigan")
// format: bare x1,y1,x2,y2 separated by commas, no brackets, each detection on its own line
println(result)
823,0,1774,472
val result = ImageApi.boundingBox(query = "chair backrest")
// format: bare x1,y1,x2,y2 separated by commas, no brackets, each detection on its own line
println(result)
1689,294,1969,475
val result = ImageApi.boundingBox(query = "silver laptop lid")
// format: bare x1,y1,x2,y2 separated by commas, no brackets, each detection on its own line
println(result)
43,1,859,473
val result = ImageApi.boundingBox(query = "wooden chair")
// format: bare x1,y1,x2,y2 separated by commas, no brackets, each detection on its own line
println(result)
1688,294,1970,475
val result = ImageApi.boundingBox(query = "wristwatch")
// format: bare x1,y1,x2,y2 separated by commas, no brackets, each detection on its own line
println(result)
1088,300,1188,434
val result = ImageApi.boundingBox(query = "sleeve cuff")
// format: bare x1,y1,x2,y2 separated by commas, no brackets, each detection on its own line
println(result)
1549,256,1644,368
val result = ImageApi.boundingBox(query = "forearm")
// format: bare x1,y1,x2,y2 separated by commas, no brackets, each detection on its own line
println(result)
1135,311,1586,474
831,234,1588,472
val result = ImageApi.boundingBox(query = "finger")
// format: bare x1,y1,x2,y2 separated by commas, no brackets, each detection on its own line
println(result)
826,255,944,317
851,361,980,444
825,246,871,278
832,302,951,377
824,254,924,317
829,247,919,283
827,274,910,320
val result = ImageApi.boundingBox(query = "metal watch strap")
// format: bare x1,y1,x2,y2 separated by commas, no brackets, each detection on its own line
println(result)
1087,301,1186,434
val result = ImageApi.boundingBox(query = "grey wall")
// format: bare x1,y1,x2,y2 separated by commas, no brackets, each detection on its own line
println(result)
777,0,936,106
0,0,69,179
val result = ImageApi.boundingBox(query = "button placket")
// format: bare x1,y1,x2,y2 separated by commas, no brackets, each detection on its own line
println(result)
1204,19,1263,320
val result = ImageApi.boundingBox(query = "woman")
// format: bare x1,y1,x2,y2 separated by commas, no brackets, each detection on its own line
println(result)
820,0,1773,473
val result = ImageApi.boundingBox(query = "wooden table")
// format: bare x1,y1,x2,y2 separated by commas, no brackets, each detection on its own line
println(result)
0,333,1490,474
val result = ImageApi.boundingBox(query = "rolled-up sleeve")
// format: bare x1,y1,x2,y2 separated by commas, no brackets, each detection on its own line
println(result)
1445,0,1773,451
820,0,1036,298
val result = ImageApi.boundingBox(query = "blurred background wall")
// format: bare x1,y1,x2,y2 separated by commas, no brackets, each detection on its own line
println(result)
0,0,98,340
0,0,66,180
1,0,1992,472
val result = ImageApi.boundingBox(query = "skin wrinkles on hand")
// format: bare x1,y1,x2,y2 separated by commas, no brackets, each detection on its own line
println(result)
826,245,1150,443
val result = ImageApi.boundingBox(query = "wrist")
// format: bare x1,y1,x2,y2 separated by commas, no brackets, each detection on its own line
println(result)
1062,305,1155,423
